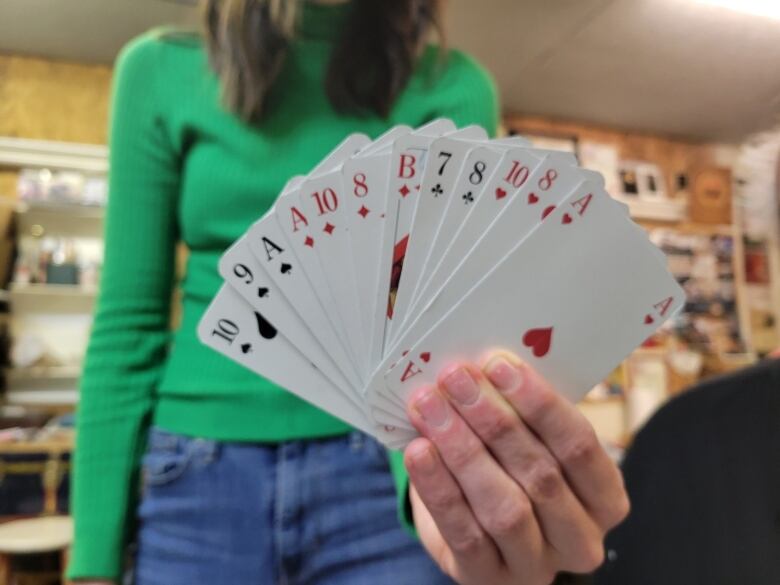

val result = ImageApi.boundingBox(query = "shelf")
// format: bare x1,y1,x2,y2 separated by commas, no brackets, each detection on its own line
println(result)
0,137,107,174
0,439,73,455
639,220,734,236
5,360,81,402
613,194,687,222
6,367,81,404
5,390,78,408
16,201,105,239
9,283,96,313
7,365,81,383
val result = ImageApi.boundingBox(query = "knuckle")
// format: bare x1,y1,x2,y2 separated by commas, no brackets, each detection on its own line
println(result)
485,498,531,538
426,486,463,514
605,491,631,529
538,566,558,585
449,529,487,557
525,459,564,502
572,541,606,573
522,387,557,425
446,437,483,473
560,428,599,468
618,492,631,520
477,410,518,445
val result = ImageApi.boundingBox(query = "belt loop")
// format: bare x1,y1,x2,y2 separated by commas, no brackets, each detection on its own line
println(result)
189,436,219,464
349,431,365,452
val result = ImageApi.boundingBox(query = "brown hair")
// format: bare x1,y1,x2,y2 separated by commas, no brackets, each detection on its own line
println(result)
202,0,443,122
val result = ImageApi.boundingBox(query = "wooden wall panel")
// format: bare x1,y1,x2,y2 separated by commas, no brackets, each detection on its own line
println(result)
0,54,112,145
504,114,722,196
0,171,17,200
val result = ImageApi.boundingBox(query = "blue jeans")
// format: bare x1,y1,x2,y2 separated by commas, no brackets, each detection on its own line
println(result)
135,427,454,585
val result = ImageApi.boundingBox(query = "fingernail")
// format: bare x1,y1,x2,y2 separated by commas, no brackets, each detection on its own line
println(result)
442,367,480,406
409,444,437,474
414,390,450,428
486,356,523,392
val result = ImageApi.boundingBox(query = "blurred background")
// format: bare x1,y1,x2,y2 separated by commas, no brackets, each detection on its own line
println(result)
0,0,778,582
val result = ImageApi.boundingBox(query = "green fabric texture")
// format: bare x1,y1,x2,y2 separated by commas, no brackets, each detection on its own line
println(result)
69,3,497,580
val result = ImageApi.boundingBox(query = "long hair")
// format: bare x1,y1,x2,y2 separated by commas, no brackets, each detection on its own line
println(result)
201,0,443,122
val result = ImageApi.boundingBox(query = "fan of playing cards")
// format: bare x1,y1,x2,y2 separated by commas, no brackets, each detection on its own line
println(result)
198,119,685,449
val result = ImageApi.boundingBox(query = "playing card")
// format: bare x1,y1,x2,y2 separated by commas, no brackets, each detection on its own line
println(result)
295,167,370,377
385,173,605,392
403,149,579,332
199,284,369,431
342,138,409,364
368,119,456,366
220,176,359,391
220,230,360,396
199,285,415,447
220,234,412,430
386,125,488,346
272,134,372,374
198,121,687,450
359,125,412,156
379,187,685,411
245,210,363,389
412,140,530,304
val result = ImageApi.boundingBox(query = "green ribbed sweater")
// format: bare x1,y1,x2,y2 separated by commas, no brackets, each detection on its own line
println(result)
70,4,498,580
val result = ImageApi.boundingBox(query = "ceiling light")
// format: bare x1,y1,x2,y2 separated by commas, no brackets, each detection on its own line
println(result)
694,0,780,20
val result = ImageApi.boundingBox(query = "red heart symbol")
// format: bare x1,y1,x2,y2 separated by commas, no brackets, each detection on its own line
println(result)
562,213,573,225
522,327,553,358
542,205,556,220
528,192,539,204
495,187,507,200
420,352,431,363
644,314,654,325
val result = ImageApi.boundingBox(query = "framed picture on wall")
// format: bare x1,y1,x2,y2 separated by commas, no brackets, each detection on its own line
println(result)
619,161,667,199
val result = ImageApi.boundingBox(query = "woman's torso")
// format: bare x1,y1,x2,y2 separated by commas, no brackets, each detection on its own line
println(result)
138,17,497,440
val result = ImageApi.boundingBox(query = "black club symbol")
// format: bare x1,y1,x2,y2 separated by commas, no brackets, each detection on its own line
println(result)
462,191,474,204
431,184,443,197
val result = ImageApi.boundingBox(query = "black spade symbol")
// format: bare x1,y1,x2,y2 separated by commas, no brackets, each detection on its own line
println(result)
280,263,292,275
241,343,252,354
257,287,269,298
254,311,277,340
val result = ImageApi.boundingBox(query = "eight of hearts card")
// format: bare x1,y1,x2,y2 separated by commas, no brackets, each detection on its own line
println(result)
199,120,685,450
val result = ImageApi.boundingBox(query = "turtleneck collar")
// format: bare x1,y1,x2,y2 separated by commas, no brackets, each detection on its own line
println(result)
297,1,353,41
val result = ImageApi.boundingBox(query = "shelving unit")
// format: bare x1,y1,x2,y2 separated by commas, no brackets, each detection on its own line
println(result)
0,138,108,174
0,137,108,410
16,201,104,240
9,283,97,314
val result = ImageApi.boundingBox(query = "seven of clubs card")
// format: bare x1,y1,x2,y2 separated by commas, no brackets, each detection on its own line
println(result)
199,119,685,448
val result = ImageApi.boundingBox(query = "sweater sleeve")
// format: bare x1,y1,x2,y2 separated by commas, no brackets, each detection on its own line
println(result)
68,34,180,581
387,49,500,536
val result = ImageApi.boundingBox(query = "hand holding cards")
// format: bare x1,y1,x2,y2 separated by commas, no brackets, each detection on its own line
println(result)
198,120,685,450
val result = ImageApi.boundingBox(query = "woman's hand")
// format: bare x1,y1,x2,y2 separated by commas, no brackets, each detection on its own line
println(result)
404,351,629,585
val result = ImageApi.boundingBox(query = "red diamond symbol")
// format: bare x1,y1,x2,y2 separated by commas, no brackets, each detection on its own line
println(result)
358,205,370,218
304,236,314,247
399,184,410,198
323,222,335,235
